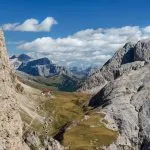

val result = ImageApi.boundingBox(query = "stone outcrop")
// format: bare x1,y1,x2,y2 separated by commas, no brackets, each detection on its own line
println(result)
87,39,150,149
113,61,145,79
0,30,22,150
134,40,150,62
80,42,135,93
23,130,64,150
0,30,64,150
89,64,150,149
80,40,150,93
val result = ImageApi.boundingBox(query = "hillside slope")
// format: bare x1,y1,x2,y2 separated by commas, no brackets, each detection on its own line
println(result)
16,70,83,92
0,31,65,150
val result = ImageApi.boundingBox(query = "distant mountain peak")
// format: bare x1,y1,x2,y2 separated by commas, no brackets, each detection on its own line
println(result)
10,55,17,59
18,54,32,62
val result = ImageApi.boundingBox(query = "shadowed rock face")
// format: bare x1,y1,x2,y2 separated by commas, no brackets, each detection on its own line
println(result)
80,40,150,94
10,54,32,69
10,54,31,62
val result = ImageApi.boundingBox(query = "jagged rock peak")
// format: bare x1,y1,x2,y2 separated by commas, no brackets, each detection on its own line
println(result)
10,55,17,59
80,42,136,93
10,54,32,62
17,57,70,77
0,30,10,67
80,39,150,93
134,39,150,62
17,54,32,62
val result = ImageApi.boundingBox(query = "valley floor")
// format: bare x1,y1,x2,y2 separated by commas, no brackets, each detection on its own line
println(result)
19,79,118,150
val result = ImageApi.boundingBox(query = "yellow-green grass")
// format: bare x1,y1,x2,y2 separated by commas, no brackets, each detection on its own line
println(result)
63,113,118,150
20,88,118,149
38,91,90,135
20,90,89,135
20,109,43,132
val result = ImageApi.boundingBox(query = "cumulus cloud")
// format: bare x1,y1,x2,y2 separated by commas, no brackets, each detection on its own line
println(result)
2,17,57,32
18,26,150,67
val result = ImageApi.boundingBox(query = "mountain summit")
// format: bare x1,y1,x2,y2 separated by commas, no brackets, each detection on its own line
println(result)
79,39,150,149
18,57,69,77
10,53,32,69
80,41,149,93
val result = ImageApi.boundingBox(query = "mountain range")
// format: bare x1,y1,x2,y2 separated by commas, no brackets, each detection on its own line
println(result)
10,54,94,78
10,54,88,92
10,54,70,77
10,54,95,92
2,28,150,150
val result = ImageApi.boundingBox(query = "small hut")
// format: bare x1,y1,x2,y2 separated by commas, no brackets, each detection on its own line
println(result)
41,89,53,96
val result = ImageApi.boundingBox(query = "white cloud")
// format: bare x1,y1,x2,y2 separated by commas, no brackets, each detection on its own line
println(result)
18,26,150,67
2,17,57,32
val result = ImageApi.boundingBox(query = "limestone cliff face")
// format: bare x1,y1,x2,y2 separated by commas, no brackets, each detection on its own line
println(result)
80,40,150,94
80,42,135,93
0,30,22,150
89,64,150,150
87,39,150,149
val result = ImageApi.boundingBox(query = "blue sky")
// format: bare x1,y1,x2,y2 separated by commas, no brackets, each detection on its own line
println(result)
1,0,150,67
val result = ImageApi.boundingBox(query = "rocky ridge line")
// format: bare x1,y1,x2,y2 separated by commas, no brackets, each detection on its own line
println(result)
80,40,150,94
87,39,150,149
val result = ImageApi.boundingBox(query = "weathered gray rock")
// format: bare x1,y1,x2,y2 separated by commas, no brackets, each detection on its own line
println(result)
113,61,145,79
80,42,135,93
134,39,150,62
23,130,64,150
81,39,150,94
89,64,150,150
83,39,150,149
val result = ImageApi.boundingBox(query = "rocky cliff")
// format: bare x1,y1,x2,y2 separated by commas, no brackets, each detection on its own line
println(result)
0,30,64,150
89,63,150,150
0,30,22,150
87,39,150,149
80,41,149,93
